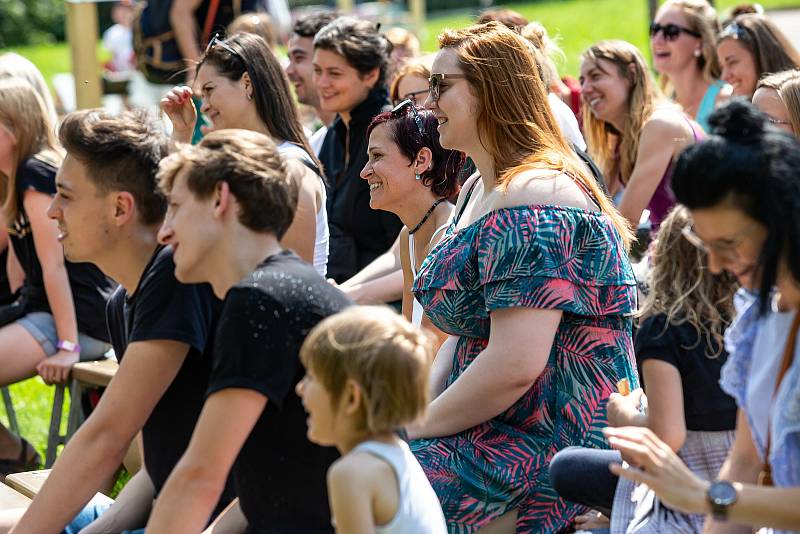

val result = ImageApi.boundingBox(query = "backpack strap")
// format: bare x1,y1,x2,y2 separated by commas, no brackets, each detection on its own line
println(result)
202,0,223,45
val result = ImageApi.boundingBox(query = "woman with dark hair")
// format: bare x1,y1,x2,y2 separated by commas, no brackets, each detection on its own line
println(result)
161,32,329,275
360,102,464,338
605,100,800,534
313,17,402,284
716,13,800,99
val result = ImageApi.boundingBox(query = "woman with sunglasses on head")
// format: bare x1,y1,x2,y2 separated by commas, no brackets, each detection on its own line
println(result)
716,13,800,99
313,17,403,285
161,32,329,275
581,40,701,233
360,102,463,339
753,69,800,136
407,22,638,532
605,99,800,534
650,0,730,132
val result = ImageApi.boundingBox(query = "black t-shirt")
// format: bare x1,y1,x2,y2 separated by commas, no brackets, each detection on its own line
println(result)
207,250,351,533
106,245,234,512
319,88,403,283
9,157,115,341
635,313,737,431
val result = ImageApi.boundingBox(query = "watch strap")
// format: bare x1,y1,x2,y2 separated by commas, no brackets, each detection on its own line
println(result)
57,339,82,354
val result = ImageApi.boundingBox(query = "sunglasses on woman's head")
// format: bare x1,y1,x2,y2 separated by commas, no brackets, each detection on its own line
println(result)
204,33,243,60
649,22,702,41
428,73,467,103
719,22,749,41
391,99,425,136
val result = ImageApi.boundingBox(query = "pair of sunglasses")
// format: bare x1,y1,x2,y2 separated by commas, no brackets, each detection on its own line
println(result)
391,99,425,136
649,22,702,41
427,73,466,103
719,22,749,41
204,33,243,59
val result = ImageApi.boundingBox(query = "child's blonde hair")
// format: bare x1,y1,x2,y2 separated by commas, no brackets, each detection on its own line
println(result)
300,306,433,434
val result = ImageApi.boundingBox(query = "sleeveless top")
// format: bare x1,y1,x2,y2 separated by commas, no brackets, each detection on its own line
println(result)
695,80,725,133
351,440,447,534
408,222,449,327
277,141,329,277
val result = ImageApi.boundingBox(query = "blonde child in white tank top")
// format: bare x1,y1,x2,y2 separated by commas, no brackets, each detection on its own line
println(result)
296,306,447,534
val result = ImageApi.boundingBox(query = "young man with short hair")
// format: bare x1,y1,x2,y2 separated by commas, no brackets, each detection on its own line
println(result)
147,129,350,533
8,109,232,534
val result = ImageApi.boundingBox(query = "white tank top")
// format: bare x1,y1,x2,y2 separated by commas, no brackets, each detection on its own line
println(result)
408,223,449,327
351,440,447,534
277,141,329,277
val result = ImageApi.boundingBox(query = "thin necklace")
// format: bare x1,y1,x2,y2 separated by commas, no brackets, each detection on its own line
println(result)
409,198,446,235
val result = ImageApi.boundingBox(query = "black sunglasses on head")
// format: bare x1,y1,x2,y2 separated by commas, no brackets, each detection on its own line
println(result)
649,22,702,41
391,99,425,137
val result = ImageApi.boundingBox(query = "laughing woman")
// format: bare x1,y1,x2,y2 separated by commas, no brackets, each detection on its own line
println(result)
408,23,638,532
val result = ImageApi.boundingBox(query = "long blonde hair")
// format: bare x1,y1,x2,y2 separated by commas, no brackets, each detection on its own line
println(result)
440,23,633,247
0,53,59,127
581,40,663,187
758,69,800,135
0,78,61,223
638,206,736,358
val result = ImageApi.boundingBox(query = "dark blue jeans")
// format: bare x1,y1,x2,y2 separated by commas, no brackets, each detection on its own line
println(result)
548,446,621,517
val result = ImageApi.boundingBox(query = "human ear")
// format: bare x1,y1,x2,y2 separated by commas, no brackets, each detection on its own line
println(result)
113,192,136,225
241,72,254,100
214,181,230,218
342,378,363,416
413,147,434,175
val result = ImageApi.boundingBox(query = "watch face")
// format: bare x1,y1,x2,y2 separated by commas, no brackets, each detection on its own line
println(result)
709,481,737,506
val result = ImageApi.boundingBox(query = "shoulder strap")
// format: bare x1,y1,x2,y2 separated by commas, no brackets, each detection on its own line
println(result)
454,177,480,226
202,0,222,44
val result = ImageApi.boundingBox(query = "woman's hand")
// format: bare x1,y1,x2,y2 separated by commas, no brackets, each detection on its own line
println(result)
35,350,79,385
607,388,646,427
160,86,197,144
604,426,710,515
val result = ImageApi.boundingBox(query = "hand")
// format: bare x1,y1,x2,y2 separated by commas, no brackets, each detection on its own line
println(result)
160,86,197,144
607,388,645,427
36,349,79,385
574,510,609,529
603,426,710,515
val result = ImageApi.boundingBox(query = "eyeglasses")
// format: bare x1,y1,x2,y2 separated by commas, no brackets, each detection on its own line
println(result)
391,99,425,136
649,22,702,41
428,73,467,103
719,22,749,41
681,222,757,259
768,116,792,126
204,33,242,60
401,89,430,105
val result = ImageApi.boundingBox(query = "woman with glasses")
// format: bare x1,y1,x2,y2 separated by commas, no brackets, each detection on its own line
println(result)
389,59,431,107
753,69,800,136
605,99,800,534
716,13,800,99
313,17,403,284
359,102,463,337
650,0,729,132
580,40,701,232
161,33,329,275
407,22,638,532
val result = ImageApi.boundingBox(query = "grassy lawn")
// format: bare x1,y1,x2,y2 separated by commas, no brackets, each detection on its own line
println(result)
1,378,69,464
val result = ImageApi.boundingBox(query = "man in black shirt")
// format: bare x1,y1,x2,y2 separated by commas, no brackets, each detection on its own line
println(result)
10,109,232,533
148,129,350,532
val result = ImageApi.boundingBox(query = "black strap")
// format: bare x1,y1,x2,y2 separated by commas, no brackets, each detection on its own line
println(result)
454,176,480,226
298,157,322,179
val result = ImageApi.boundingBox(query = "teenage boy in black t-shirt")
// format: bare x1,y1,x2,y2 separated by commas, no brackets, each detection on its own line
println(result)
9,109,232,534
147,129,350,533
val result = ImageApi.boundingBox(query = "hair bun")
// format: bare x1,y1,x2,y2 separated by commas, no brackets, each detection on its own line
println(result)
707,99,768,139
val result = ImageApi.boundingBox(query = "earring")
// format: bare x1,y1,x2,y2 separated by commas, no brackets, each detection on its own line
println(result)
694,49,702,57
247,93,253,101
415,173,422,181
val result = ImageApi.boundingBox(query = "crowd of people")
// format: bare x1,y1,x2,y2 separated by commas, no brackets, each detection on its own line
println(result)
0,1,798,533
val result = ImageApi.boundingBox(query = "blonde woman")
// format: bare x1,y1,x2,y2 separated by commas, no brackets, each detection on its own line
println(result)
0,79,112,477
651,0,730,131
409,22,638,532
580,40,701,232
753,69,800,135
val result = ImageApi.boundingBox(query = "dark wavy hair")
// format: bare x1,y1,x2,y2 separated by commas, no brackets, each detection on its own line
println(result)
313,16,393,89
195,33,322,172
366,106,465,200
672,99,800,314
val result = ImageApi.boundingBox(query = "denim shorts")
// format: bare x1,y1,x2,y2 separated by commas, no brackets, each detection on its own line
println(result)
17,312,111,360
63,493,144,534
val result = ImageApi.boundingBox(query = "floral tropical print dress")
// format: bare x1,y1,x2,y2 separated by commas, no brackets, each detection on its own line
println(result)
411,198,639,533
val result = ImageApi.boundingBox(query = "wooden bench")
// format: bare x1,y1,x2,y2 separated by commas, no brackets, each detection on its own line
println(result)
0,480,30,510
4,470,49,500
46,358,119,468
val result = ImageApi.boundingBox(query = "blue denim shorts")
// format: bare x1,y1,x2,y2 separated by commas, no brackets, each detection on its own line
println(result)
17,312,111,360
63,493,144,534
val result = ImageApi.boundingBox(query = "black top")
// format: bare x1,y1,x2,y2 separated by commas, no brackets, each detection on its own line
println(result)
635,313,738,431
207,250,351,533
106,245,234,514
9,157,114,341
318,87,403,283
196,0,259,38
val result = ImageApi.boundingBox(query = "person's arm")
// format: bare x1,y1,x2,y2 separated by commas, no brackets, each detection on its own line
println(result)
408,306,561,439
617,114,692,229
280,160,319,266
427,335,457,400
604,426,800,532
24,190,80,384
169,0,204,78
326,456,379,534
78,470,156,534
399,228,412,321
146,388,266,533
338,235,403,303
4,230,24,294
201,499,247,534
11,340,190,534
160,86,197,146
